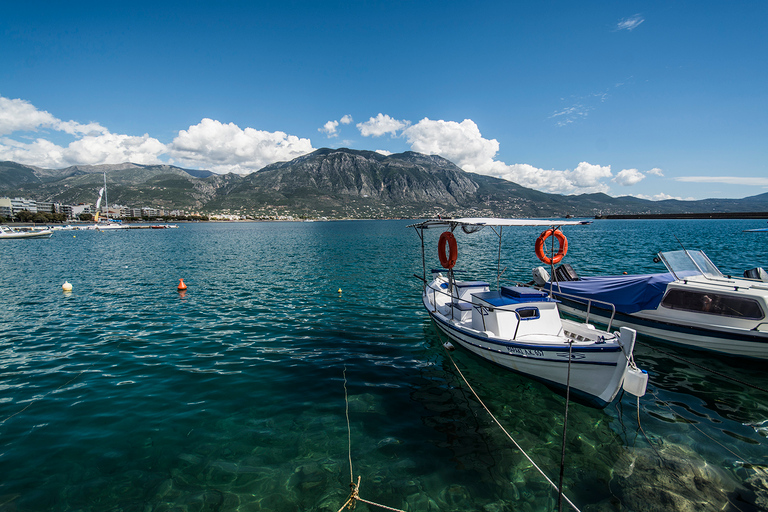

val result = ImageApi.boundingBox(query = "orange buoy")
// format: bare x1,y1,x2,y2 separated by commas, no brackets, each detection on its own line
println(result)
178,278,187,291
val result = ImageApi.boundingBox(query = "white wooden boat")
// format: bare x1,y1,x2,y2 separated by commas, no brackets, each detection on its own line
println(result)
0,225,53,239
410,218,645,408
538,250,768,359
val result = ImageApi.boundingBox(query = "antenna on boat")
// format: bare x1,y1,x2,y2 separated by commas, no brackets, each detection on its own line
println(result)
673,234,688,252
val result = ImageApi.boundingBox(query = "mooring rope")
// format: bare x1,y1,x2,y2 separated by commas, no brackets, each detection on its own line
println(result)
647,388,753,463
557,340,574,512
338,368,406,512
440,341,581,512
636,340,768,394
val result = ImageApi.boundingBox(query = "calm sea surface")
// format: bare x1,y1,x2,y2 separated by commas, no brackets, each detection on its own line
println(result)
1,219,767,511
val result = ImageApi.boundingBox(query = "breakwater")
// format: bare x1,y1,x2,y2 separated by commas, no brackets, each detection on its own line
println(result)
600,211,768,219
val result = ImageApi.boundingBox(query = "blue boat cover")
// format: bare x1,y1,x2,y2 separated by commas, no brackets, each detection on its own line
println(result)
545,272,676,314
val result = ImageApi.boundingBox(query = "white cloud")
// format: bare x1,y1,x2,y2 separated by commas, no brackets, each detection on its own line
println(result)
319,120,340,137
168,118,314,174
319,115,354,138
1,95,316,174
64,133,166,165
391,116,613,194
647,167,664,177
484,162,614,195
0,97,59,135
549,104,590,127
357,113,410,137
617,14,644,31
0,96,106,136
375,149,392,156
0,133,166,168
613,168,645,186
632,192,690,201
675,176,768,186
0,95,162,167
403,118,499,173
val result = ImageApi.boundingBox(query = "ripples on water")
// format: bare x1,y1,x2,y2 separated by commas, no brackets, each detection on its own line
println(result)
1,219,767,511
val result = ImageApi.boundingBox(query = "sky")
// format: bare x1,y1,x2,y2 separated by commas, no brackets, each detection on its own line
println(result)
1,0,766,201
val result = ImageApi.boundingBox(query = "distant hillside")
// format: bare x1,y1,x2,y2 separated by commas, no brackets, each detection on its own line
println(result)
1,151,767,218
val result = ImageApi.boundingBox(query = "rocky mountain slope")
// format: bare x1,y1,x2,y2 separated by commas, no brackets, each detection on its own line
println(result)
1,149,767,218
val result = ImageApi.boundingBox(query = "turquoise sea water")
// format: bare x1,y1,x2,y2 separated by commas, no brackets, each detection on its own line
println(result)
1,219,767,511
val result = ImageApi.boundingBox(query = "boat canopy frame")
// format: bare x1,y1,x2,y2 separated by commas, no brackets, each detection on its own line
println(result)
410,217,588,292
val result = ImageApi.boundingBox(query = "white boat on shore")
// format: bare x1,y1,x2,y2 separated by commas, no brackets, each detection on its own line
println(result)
410,218,645,408
537,250,768,359
0,225,53,239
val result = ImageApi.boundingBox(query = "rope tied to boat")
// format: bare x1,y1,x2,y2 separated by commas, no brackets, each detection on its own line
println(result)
438,337,582,512
636,340,768,394
338,367,406,512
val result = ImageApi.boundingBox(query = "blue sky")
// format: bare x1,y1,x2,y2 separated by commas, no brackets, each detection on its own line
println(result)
1,0,766,200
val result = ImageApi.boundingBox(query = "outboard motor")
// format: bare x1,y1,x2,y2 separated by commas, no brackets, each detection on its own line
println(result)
744,267,768,282
532,266,550,286
554,263,579,282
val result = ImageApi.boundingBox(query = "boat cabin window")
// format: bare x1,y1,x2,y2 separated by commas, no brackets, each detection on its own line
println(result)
660,289,764,319
517,307,540,320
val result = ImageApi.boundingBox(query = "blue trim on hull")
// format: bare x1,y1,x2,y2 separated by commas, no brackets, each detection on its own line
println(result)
430,317,611,408
428,310,619,367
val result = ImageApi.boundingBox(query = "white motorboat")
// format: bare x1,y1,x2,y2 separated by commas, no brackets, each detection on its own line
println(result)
0,225,53,239
410,218,645,408
537,250,768,359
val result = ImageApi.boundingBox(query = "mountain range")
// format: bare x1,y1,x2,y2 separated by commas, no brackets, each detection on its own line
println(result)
1,148,767,218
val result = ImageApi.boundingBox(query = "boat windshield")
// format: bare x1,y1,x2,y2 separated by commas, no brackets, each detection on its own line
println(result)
659,250,724,280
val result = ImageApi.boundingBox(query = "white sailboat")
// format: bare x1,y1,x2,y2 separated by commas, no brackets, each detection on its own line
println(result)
82,172,127,230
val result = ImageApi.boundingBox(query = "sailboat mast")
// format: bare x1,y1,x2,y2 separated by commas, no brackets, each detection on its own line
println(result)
103,172,108,220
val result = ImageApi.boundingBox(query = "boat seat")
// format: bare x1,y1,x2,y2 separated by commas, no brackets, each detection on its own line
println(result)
453,281,490,301
500,286,550,301
450,301,474,311
450,301,474,323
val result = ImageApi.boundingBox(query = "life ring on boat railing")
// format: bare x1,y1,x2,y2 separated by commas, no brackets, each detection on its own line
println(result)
438,231,458,269
535,229,568,265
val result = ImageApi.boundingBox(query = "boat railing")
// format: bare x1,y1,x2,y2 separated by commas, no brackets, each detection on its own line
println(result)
423,281,526,339
546,287,618,331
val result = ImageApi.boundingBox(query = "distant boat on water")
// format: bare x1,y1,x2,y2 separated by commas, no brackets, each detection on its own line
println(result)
87,172,128,231
0,225,53,239
743,221,768,232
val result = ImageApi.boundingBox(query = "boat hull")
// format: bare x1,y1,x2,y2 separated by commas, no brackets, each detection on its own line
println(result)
423,290,634,408
0,230,52,239
555,297,768,360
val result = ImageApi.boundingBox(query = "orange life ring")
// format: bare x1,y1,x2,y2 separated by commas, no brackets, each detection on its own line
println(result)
438,231,458,269
535,229,568,265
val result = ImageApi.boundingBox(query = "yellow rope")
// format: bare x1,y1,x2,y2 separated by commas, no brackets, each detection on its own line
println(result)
339,370,406,512
343,367,353,483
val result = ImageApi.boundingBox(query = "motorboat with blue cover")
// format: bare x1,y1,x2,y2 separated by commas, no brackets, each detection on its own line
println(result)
410,218,645,408
535,250,768,359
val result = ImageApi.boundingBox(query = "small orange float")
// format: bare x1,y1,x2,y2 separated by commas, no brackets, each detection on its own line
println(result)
177,278,187,291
